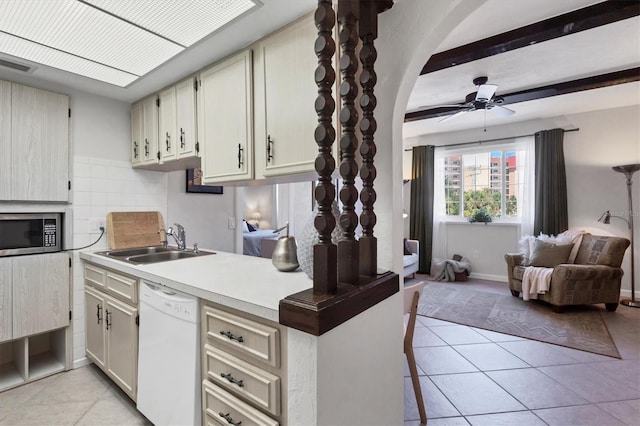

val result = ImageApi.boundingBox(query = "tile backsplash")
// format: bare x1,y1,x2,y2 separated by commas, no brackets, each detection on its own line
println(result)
71,155,167,364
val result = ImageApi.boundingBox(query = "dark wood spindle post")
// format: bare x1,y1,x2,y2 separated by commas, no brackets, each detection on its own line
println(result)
357,0,389,276
337,0,361,284
313,0,338,295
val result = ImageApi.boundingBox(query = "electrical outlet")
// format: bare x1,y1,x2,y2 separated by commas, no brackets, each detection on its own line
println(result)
228,217,236,230
89,218,105,234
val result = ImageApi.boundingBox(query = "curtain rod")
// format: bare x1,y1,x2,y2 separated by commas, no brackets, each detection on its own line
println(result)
403,128,579,151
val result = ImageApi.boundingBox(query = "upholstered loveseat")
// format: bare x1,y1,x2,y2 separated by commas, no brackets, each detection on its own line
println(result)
505,234,630,313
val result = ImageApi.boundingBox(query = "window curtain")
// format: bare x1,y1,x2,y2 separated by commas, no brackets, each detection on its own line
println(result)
410,145,435,273
515,136,535,237
534,128,568,236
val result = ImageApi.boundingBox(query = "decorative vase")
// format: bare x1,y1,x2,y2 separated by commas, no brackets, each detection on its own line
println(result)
271,222,299,272
297,201,345,279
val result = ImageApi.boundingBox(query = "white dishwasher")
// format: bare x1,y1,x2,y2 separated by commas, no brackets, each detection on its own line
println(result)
137,281,200,426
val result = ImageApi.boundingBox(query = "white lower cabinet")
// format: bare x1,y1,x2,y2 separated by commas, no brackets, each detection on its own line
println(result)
84,264,139,400
201,303,285,426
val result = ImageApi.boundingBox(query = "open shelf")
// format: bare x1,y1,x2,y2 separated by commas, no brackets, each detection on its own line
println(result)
0,328,67,391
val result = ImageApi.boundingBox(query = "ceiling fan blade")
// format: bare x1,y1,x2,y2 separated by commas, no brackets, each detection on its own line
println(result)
476,84,497,101
490,104,515,116
439,109,470,122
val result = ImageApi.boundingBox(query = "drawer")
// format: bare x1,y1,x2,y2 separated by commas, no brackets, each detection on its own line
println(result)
204,345,280,415
84,264,106,289
106,271,137,304
204,306,280,368
203,380,278,426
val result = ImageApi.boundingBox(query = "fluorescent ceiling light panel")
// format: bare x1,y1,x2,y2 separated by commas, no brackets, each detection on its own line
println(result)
84,0,260,47
0,0,259,87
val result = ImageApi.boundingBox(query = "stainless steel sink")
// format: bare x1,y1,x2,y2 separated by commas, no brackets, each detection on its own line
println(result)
100,246,173,258
97,246,215,264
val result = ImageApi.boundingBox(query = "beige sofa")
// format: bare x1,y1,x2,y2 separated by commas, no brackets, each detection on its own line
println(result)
505,234,630,313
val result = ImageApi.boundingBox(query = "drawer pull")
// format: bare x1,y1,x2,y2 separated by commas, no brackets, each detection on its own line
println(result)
220,372,244,388
219,412,242,426
220,330,244,343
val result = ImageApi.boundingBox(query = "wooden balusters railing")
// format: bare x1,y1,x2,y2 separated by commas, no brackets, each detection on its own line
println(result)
279,0,397,336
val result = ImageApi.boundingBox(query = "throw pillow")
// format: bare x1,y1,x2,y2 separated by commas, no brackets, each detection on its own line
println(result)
527,239,574,268
246,222,257,232
518,235,535,264
242,220,250,233
403,238,413,255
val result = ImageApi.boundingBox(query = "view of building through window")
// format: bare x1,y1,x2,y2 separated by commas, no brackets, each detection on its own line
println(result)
444,150,522,219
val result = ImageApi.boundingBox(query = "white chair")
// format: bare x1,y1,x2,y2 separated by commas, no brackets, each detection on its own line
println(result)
404,281,427,424
404,239,419,278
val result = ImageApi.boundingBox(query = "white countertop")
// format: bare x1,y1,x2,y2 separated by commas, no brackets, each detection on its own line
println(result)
80,249,313,322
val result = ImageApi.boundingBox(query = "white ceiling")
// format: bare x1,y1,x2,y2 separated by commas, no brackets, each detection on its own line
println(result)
0,0,637,134
403,0,640,139
0,0,316,102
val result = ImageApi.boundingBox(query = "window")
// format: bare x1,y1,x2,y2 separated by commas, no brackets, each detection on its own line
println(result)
441,145,528,221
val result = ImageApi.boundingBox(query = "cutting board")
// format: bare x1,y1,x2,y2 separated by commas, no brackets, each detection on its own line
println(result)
106,211,164,249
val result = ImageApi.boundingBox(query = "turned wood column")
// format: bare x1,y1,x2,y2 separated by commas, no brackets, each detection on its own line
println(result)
313,0,338,294
357,1,380,277
337,0,361,284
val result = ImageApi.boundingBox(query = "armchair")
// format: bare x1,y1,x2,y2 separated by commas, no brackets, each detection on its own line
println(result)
505,234,630,313
404,239,419,278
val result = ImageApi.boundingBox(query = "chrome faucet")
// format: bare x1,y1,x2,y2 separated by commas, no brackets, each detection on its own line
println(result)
166,223,186,250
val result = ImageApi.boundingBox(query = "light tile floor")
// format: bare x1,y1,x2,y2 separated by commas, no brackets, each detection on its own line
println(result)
0,366,150,425
404,279,640,426
1,280,638,426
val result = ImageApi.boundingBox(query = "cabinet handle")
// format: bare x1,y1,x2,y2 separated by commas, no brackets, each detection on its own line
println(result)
237,143,244,169
219,330,244,343
218,412,242,426
144,138,149,156
96,304,102,324
266,135,273,163
180,128,185,148
165,132,171,151
105,310,112,330
220,372,244,388
133,141,138,159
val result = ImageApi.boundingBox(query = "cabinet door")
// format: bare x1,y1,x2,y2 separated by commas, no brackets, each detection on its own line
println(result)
141,96,159,165
0,257,11,342
0,81,11,199
159,86,177,162
176,77,198,159
199,50,253,184
254,14,332,178
12,253,70,339
11,83,69,201
85,287,106,368
105,297,138,399
131,102,143,166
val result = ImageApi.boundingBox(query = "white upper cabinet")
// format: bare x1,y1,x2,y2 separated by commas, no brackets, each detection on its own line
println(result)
176,77,199,160
253,13,336,179
159,86,177,162
198,50,253,184
2,82,69,202
131,101,143,166
140,96,159,166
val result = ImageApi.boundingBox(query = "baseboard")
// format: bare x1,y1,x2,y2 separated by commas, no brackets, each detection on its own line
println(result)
468,273,508,282
619,289,640,300
73,357,91,369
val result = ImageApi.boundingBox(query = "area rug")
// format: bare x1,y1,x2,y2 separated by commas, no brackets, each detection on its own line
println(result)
417,281,621,358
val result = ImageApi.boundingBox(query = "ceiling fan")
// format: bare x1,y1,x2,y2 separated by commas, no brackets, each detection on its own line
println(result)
437,76,516,122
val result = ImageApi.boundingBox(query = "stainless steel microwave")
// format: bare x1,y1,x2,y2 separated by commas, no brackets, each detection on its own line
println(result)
0,213,62,256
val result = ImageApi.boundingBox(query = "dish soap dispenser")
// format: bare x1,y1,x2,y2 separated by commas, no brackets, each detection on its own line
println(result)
271,222,299,272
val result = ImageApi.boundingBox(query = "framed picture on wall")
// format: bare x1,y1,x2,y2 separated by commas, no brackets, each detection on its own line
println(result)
186,168,223,194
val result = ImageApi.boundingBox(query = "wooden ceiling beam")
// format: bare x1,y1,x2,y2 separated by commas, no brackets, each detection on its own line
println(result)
404,67,640,122
421,1,639,75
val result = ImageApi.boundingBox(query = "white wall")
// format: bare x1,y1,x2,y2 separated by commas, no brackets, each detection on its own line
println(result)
404,105,640,292
166,170,236,252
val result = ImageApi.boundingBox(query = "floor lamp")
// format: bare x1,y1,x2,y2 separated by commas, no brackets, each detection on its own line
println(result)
599,163,640,308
